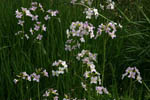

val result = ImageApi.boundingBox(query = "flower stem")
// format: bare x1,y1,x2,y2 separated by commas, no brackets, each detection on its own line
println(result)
102,37,107,85
38,83,40,100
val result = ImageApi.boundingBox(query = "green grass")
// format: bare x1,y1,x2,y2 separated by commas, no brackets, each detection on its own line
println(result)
0,0,150,100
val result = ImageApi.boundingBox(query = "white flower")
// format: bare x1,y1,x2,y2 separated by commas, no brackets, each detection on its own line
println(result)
32,73,40,82
30,28,34,35
16,9,23,18
96,86,109,95
83,71,90,78
32,15,38,21
42,24,46,31
90,76,97,84
93,8,99,18
137,75,142,83
43,69,49,77
18,20,24,26
36,34,43,40
44,15,50,20
100,4,104,10
13,79,19,84
53,96,59,100
25,34,29,40
81,82,87,91
43,91,50,97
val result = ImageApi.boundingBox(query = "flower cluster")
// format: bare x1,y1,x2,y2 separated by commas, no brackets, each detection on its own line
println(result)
122,67,142,83
99,0,115,10
76,50,109,95
15,2,58,40
96,86,109,95
106,0,115,10
95,22,122,39
65,21,95,51
63,94,86,100
77,50,101,84
13,68,49,84
71,0,93,6
43,88,59,100
52,60,69,76
83,8,99,19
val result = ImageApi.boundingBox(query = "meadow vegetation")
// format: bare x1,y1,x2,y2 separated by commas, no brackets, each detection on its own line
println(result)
0,0,150,100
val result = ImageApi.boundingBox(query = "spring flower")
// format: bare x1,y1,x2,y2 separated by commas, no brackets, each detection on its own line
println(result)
81,82,87,91
96,86,109,94
100,4,104,10
91,76,98,84
47,10,59,16
42,24,46,31
53,96,59,100
32,15,38,21
44,15,50,20
81,0,93,6
22,8,33,17
71,0,77,4
106,0,115,10
36,34,43,40
52,60,69,76
16,9,23,18
31,73,40,82
18,20,24,26
15,2,59,41
25,34,29,39
13,79,19,84
30,28,34,35
122,67,142,83
43,69,49,77
96,22,119,39
83,8,99,19
34,24,40,31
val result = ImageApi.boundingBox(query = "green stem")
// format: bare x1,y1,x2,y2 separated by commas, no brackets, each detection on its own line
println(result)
21,81,24,100
102,37,107,85
129,79,133,98
38,83,40,100
143,81,150,93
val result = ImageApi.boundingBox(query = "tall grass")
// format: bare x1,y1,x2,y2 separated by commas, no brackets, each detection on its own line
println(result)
0,0,150,100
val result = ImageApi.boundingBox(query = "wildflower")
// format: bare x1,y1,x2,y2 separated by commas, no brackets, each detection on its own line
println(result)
81,82,87,91
36,34,43,40
44,15,50,20
106,0,115,10
71,0,77,4
122,67,142,83
52,60,69,76
100,4,104,10
42,24,46,31
96,86,109,95
25,34,29,39
39,3,44,12
13,79,19,84
90,76,98,84
32,15,38,21
53,96,59,100
22,8,33,17
18,20,24,26
34,24,40,31
29,6,37,11
30,28,34,35
83,71,90,78
43,69,49,77
51,11,59,16
43,91,50,97
31,73,40,82
16,9,23,18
